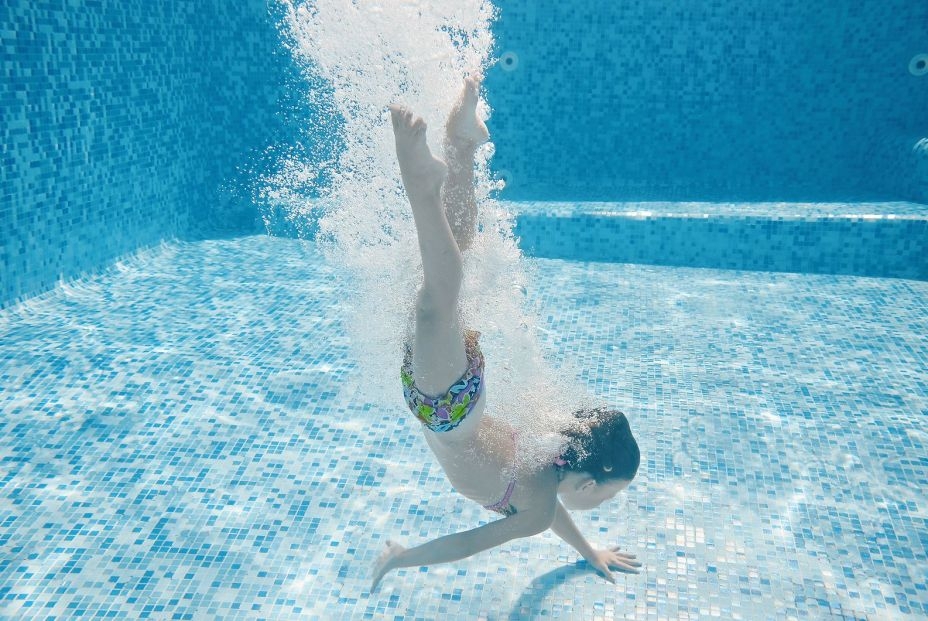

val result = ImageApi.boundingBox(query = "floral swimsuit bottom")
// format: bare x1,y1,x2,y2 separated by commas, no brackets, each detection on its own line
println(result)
401,331,569,517
401,329,485,433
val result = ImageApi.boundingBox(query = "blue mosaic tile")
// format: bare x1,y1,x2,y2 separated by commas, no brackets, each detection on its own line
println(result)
3,2,928,616
6,0,927,310
0,0,289,308
1,234,926,619
485,1,928,202
511,201,928,279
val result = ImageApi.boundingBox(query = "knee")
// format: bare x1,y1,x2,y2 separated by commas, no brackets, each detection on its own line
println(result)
416,286,456,322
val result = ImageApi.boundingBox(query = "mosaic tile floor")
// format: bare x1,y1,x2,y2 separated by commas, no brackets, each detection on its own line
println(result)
1,234,926,620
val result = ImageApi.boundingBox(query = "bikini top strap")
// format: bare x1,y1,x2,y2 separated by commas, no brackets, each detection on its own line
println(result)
483,478,516,512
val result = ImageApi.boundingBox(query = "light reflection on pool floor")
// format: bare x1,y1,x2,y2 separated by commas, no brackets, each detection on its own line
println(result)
0,234,925,620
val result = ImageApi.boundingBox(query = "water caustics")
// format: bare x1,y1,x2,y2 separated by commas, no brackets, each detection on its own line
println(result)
264,0,594,473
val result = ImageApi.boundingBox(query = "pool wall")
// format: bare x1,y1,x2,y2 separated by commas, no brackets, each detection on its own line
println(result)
3,1,927,308
486,0,928,202
1,0,288,308
511,202,928,280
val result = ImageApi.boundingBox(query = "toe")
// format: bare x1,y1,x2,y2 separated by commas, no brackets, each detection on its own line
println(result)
463,78,478,103
388,105,400,119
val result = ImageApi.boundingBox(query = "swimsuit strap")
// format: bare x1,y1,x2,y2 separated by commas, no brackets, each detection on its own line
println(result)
483,479,516,513
484,431,568,516
483,453,568,516
483,429,518,515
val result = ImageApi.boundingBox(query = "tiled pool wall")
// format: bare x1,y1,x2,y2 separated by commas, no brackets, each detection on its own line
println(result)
907,137,928,202
1,0,292,308
512,202,928,280
4,0,928,309
485,0,928,202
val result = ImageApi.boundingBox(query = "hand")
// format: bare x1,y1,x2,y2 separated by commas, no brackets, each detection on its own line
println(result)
371,540,406,591
588,546,642,583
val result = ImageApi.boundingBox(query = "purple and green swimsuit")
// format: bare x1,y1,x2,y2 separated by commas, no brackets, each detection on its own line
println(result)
402,336,569,516
401,329,485,433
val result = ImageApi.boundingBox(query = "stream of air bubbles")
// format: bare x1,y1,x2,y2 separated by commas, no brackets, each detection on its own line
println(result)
263,0,593,473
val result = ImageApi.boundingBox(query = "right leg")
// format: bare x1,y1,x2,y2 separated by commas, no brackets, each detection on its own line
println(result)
389,105,468,396
441,75,489,252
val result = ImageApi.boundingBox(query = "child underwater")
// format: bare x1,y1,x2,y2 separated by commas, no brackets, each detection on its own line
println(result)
372,76,642,589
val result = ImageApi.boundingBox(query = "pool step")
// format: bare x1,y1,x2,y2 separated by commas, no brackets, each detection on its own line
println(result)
511,202,928,280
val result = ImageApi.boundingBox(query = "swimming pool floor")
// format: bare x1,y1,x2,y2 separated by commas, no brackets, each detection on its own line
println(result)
1,235,926,620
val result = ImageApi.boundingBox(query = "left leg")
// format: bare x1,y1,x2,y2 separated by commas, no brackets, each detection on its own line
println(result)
390,105,468,397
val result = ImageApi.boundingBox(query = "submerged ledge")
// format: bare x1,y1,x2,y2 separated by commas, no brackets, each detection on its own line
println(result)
503,200,928,219
510,201,928,280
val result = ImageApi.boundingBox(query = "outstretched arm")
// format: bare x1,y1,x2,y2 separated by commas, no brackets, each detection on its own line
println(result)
372,502,556,590
550,500,597,560
549,500,641,583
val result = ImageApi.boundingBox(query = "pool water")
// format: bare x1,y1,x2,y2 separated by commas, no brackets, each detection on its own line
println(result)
1,231,926,619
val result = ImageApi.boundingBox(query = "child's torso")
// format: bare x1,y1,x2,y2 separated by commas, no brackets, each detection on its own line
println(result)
421,392,521,508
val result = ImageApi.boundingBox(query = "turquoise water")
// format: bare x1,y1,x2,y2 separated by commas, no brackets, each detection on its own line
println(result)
2,232,926,619
4,1,926,619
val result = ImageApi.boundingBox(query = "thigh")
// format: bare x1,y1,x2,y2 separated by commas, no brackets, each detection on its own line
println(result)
412,289,468,396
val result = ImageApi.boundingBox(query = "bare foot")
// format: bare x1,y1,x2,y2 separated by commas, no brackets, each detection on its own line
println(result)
389,104,447,197
445,75,489,151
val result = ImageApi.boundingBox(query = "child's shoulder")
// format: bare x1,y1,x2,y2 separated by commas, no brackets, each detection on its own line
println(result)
510,463,559,511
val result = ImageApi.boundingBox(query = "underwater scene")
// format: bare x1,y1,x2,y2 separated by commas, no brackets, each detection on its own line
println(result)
2,1,927,619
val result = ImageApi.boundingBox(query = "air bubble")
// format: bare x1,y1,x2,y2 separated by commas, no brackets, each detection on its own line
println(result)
267,0,586,475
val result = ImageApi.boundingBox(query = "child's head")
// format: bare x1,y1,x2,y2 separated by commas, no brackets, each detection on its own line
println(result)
556,407,640,510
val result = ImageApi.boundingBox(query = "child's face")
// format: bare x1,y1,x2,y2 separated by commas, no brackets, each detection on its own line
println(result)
558,474,631,510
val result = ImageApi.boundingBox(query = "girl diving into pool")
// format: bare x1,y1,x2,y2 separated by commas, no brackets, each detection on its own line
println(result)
372,76,642,589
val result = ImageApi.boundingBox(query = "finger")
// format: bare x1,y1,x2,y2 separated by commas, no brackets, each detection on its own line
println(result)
609,556,642,568
615,562,640,573
592,563,616,584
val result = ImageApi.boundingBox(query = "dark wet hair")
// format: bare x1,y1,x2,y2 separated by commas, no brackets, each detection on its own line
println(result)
559,407,640,483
